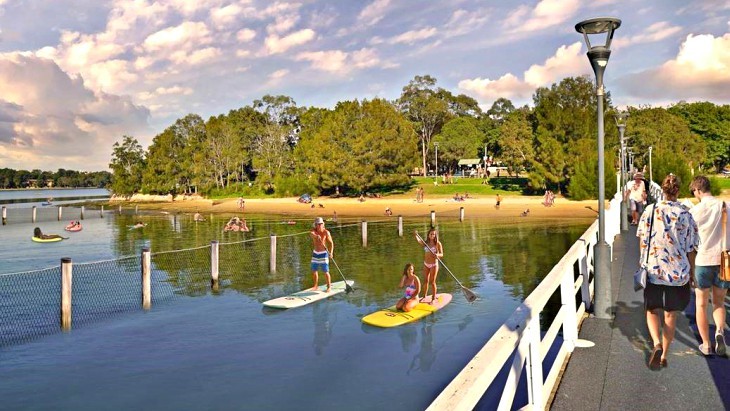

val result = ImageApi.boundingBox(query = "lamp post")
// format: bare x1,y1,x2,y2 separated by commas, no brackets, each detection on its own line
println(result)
615,111,629,232
648,146,653,183
576,17,621,320
434,142,439,179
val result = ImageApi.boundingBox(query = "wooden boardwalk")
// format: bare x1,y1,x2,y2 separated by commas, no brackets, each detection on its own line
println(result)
552,226,730,410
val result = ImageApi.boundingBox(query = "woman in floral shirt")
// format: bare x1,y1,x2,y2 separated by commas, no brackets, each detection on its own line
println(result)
636,174,698,370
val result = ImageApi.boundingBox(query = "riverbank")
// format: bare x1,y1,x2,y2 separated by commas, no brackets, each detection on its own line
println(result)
109,194,610,220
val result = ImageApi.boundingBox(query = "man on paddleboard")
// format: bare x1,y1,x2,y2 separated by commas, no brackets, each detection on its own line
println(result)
310,217,334,292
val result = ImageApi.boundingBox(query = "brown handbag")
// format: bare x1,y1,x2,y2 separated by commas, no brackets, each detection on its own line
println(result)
721,202,730,282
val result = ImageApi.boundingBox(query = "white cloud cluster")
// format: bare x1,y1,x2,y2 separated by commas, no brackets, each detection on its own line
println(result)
458,42,588,105
619,33,730,102
0,53,149,170
295,48,385,74
504,0,580,33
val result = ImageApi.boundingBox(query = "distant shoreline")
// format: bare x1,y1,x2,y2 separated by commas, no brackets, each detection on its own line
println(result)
0,187,108,191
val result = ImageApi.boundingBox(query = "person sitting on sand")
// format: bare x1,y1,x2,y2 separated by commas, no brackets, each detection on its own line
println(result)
33,227,63,240
385,207,393,216
520,208,530,217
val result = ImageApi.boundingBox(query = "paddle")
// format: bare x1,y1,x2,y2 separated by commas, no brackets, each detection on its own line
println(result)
313,230,354,294
416,231,478,303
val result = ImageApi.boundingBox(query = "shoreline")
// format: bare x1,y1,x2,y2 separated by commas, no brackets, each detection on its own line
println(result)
109,194,614,220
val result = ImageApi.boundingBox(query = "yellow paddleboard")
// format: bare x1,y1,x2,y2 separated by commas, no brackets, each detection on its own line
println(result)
362,293,452,328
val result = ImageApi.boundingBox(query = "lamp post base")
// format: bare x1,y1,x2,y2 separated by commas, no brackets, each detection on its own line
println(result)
620,201,628,231
593,242,613,319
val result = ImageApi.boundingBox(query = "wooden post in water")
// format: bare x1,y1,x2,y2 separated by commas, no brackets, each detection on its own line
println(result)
141,248,151,310
32,206,37,223
60,258,73,331
430,210,436,227
398,215,403,237
270,234,277,273
211,240,220,292
459,207,465,222
1,206,6,225
58,206,62,221
100,205,104,218
135,205,139,215
361,220,368,247
80,206,85,220
118,205,122,215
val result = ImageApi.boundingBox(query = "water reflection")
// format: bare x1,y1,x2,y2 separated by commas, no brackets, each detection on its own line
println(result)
408,324,436,374
312,302,333,356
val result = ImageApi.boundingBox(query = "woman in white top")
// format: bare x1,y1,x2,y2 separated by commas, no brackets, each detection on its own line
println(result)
689,175,729,356
628,172,647,225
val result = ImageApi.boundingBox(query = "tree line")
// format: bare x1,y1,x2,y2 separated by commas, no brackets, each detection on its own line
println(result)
0,168,111,189
110,75,729,200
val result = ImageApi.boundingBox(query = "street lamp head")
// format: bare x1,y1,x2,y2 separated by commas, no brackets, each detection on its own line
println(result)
575,17,621,87
615,111,629,132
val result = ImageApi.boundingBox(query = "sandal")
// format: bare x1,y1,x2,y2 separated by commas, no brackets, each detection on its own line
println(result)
716,334,726,356
649,344,663,370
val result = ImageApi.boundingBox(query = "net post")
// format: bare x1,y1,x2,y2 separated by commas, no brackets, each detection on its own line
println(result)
141,247,151,310
60,258,73,331
270,234,277,273
211,240,220,292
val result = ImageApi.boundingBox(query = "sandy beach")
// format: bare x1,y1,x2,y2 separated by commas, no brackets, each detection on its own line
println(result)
115,194,617,221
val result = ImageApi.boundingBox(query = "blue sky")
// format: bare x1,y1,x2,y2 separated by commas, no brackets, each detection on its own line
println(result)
0,0,728,171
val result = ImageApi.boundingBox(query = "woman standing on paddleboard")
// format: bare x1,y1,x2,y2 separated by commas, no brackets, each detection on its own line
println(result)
415,228,443,303
396,263,421,312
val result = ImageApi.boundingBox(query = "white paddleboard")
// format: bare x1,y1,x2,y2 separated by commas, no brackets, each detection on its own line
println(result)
262,280,354,309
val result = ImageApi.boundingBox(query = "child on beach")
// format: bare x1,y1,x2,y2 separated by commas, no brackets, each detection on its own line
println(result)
396,263,421,312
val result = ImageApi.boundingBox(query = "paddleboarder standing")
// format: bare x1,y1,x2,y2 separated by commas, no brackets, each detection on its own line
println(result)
310,217,334,292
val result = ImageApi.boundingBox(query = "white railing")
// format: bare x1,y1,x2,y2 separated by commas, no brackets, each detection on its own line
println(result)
428,193,622,411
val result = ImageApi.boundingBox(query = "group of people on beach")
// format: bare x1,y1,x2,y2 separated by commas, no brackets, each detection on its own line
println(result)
636,174,728,370
308,218,443,312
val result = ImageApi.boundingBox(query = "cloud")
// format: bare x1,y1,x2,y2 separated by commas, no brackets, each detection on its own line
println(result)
0,53,149,170
358,0,390,26
295,48,385,74
443,8,491,38
613,21,682,48
458,42,587,104
504,0,580,33
618,33,730,103
390,27,438,44
236,28,257,42
210,4,243,28
265,29,316,54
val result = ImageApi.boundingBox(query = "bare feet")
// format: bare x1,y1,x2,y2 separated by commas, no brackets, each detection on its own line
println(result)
310,286,319,291
325,287,331,293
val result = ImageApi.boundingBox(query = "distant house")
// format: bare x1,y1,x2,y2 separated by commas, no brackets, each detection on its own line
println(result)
457,159,482,177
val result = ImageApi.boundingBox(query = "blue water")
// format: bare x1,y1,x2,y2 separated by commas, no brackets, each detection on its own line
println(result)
0,205,592,410
0,188,109,208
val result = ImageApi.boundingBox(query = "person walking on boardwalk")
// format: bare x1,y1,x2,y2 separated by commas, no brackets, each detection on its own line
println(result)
396,263,421,312
689,175,729,356
415,228,443,303
637,174,698,369
628,172,647,225
310,217,334,292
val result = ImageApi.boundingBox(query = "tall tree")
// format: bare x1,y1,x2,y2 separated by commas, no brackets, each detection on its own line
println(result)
252,95,300,187
109,135,146,196
433,117,483,172
295,99,417,193
668,101,730,172
499,109,534,176
397,75,450,177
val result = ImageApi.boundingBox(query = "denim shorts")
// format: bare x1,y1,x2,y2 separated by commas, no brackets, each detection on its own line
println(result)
694,265,730,289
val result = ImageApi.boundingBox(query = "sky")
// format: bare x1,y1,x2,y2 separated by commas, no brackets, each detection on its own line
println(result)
0,0,728,172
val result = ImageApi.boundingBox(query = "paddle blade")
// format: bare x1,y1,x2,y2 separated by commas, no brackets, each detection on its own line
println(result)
462,287,478,303
345,283,355,293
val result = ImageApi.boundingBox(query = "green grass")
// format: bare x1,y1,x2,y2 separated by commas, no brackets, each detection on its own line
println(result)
715,175,730,190
412,176,527,197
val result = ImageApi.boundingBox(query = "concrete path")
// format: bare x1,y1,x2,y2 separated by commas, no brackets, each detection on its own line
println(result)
552,226,730,410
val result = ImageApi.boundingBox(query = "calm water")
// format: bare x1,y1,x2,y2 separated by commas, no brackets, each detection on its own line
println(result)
0,205,592,410
0,188,110,208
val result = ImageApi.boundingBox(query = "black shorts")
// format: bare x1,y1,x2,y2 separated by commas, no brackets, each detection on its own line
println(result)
644,282,691,312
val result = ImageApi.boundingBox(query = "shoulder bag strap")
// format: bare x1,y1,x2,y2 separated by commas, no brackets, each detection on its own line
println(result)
645,204,655,264
723,201,727,251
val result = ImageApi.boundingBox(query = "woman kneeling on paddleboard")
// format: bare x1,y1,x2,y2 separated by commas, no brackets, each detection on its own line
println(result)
415,228,443,304
396,263,421,312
